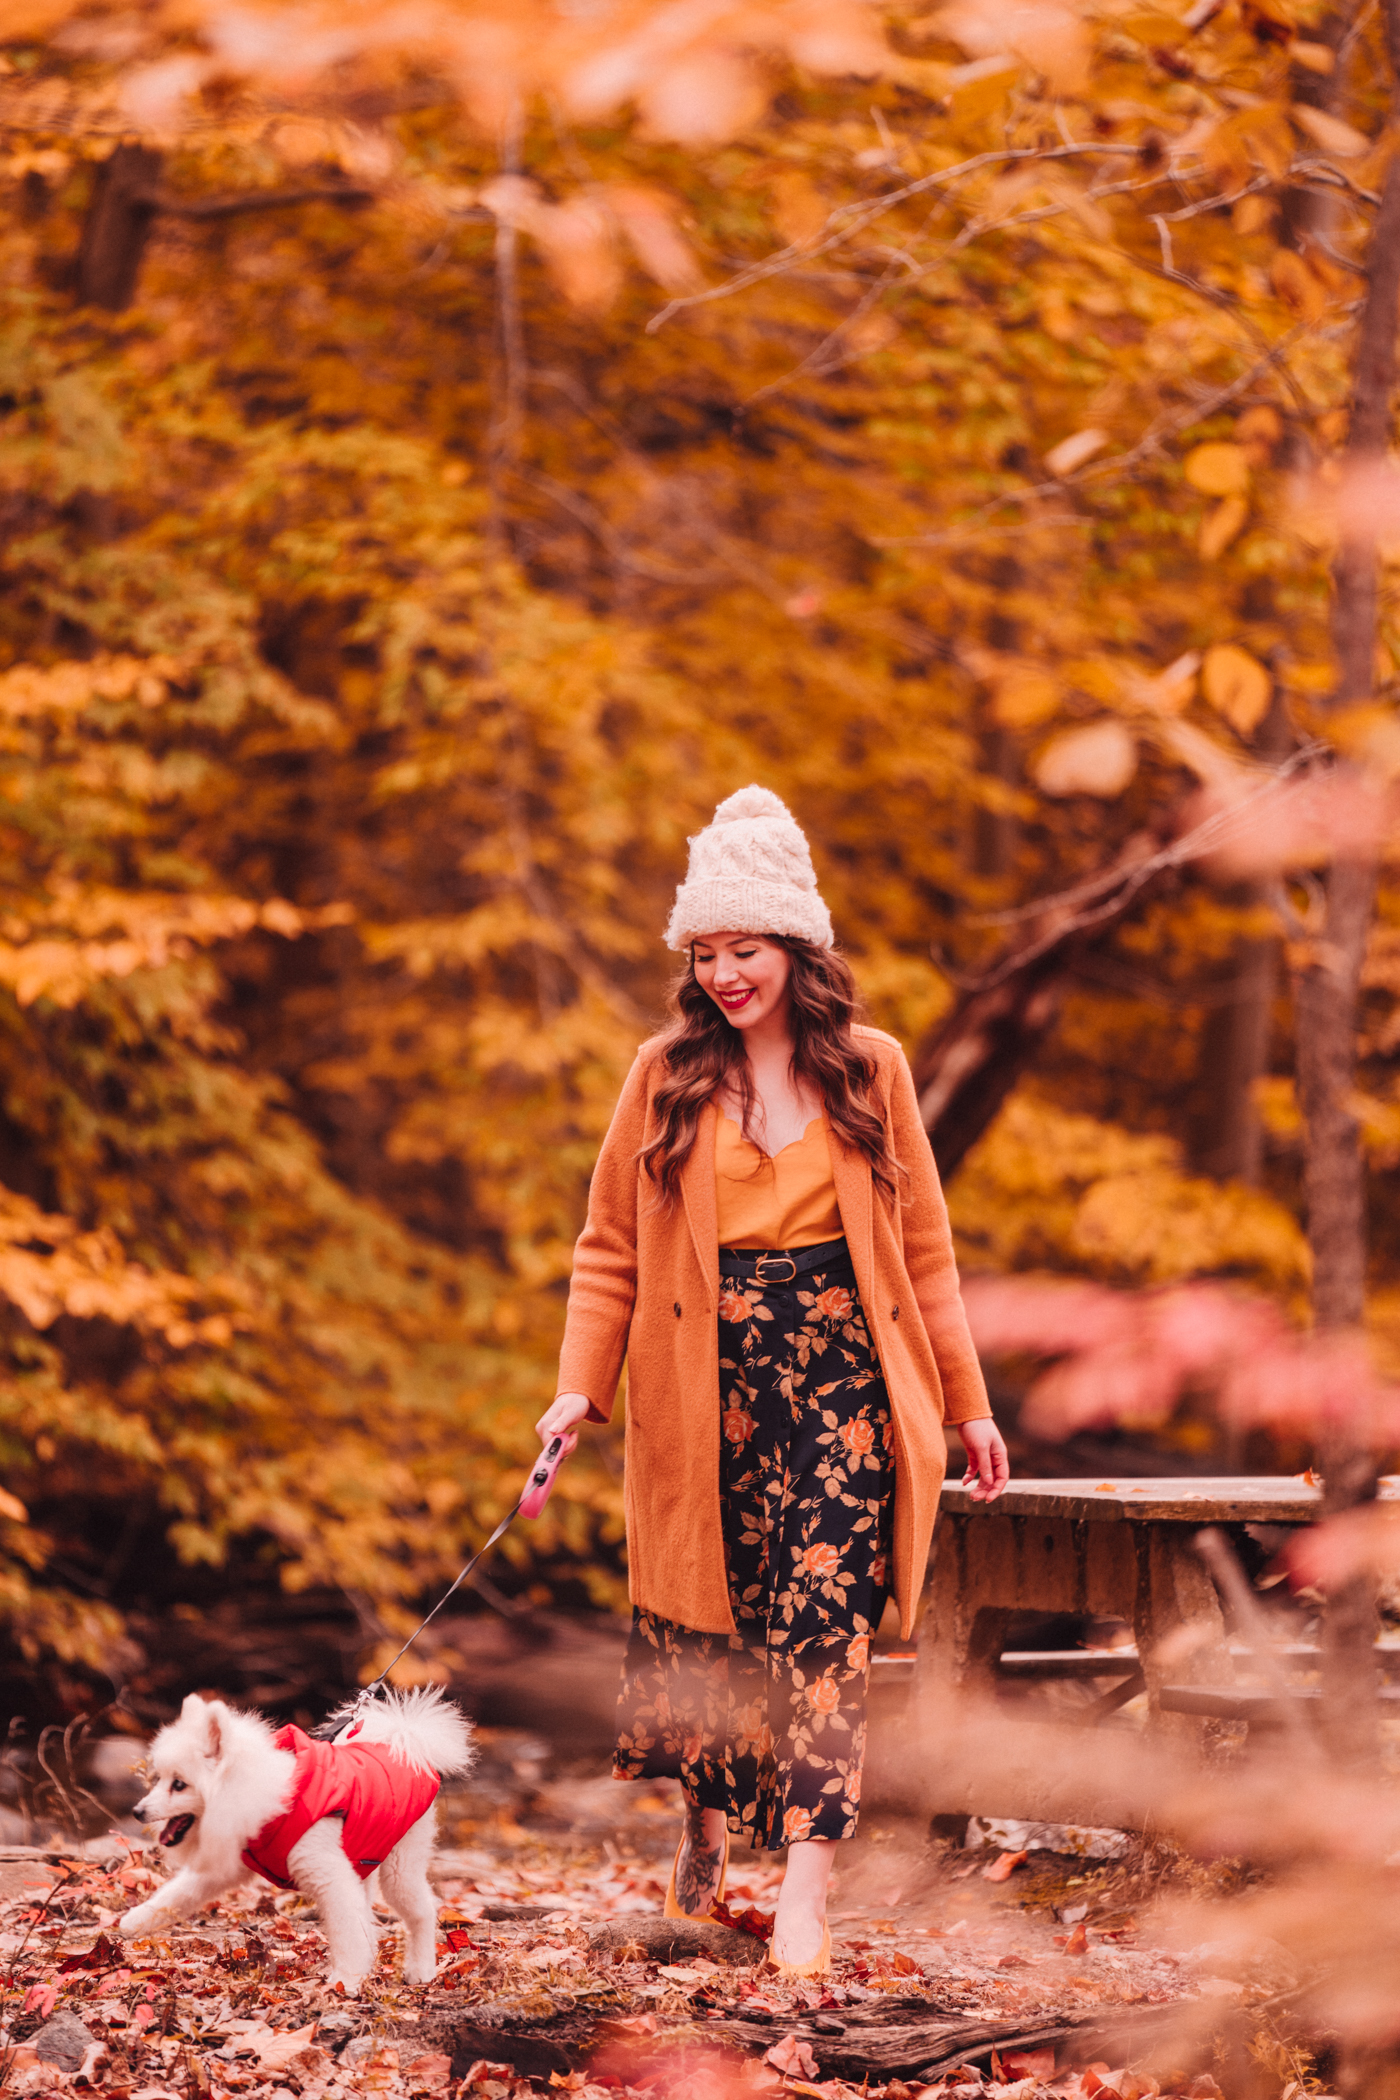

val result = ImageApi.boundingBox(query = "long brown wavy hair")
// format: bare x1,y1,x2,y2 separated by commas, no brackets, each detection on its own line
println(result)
638,938,901,1206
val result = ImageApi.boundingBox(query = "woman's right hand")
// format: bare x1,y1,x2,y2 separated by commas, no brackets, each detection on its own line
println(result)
535,1391,592,1454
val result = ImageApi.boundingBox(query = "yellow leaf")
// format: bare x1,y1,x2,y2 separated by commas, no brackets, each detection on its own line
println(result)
768,171,829,250
1290,41,1335,75
1037,291,1077,343
1330,704,1400,783
1184,443,1250,497
0,1488,27,1524
1121,651,1200,716
1236,403,1282,453
1156,718,1248,788
1231,193,1274,236
1271,247,1328,320
990,665,1060,729
1292,105,1371,159
1202,644,1272,735
1033,721,1138,798
1199,495,1249,561
1044,428,1109,478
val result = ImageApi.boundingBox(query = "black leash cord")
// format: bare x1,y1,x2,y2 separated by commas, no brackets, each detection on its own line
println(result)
360,1496,525,1699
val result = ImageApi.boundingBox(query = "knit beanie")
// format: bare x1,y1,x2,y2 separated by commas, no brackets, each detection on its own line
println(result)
664,786,834,952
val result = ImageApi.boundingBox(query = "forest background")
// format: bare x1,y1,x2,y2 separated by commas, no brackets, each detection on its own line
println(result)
1,0,1398,1728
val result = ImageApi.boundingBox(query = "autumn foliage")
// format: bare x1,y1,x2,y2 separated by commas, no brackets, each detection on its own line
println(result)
0,0,1399,1688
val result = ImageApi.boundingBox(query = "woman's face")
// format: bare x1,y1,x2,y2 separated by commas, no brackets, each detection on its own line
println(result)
691,932,792,1034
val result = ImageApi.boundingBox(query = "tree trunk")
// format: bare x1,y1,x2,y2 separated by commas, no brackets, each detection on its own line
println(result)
912,830,1168,1176
1292,12,1400,1756
1188,698,1291,1185
1188,899,1277,1184
76,144,163,311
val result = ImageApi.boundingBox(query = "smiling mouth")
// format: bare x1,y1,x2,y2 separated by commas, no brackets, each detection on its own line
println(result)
718,988,755,1009
159,1814,195,1848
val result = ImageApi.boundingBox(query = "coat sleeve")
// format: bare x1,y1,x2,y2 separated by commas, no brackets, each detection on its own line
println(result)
889,1047,992,1427
555,1050,649,1424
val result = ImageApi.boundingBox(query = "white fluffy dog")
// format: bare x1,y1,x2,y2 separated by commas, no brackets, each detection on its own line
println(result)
121,1687,473,1993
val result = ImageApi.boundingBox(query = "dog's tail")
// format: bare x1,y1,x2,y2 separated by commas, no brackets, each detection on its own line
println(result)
323,1686,475,1777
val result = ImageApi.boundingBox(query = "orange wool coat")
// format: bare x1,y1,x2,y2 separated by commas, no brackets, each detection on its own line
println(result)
555,1025,991,1641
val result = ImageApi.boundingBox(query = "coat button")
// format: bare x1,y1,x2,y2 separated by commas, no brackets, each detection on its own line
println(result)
891,1305,900,1320
674,1302,682,1318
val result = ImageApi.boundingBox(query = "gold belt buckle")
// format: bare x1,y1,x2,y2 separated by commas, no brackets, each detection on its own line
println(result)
753,1253,797,1286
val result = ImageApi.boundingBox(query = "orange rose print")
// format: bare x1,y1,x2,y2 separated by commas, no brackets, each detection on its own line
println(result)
617,1246,894,1852
814,1287,853,1320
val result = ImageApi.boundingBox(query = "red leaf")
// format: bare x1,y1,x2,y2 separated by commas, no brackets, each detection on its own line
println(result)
709,1900,776,1940
981,1849,1029,1883
22,1985,57,2017
444,1928,475,1951
1002,2049,1056,2081
764,2035,818,2079
1062,1921,1089,1956
59,1934,120,1974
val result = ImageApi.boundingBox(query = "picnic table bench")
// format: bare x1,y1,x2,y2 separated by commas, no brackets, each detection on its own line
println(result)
911,1475,1400,1746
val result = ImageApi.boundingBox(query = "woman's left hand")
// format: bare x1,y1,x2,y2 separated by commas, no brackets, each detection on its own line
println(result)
958,1418,1010,1502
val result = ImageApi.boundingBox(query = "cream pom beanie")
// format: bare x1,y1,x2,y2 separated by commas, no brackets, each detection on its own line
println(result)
664,786,834,952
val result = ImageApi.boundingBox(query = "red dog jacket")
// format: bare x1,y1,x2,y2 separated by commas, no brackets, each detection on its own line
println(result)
241,1724,441,1890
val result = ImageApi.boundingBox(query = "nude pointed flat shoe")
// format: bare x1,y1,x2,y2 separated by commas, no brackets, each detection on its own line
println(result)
663,1826,730,1919
767,1921,831,1978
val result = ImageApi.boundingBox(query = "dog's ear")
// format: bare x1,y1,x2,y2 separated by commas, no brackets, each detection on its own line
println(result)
180,1694,224,1760
203,1701,228,1762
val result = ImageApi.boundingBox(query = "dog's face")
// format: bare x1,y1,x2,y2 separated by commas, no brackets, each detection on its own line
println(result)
132,1695,227,1856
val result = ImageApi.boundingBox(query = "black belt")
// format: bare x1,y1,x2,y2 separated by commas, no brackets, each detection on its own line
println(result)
718,1235,850,1287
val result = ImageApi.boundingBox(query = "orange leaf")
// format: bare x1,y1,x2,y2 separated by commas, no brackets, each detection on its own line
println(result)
981,1848,1029,1882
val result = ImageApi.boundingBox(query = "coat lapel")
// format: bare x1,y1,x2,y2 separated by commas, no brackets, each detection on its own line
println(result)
679,1099,719,1305
830,1126,875,1309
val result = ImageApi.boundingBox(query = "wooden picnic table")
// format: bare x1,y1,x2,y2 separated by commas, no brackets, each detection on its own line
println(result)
910,1475,1373,1745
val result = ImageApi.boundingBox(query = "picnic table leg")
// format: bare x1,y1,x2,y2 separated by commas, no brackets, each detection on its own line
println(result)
1132,1525,1232,1743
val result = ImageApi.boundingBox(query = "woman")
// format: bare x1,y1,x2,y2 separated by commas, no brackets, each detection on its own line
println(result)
536,787,1007,1974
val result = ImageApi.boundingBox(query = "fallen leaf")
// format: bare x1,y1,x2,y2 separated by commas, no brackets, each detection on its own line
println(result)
981,1849,1030,1883
1061,1921,1089,1956
764,2034,819,2079
250,2024,318,2071
403,2051,453,2090
1002,2049,1056,2079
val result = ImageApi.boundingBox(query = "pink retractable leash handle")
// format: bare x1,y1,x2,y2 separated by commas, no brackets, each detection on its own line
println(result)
519,1433,568,1519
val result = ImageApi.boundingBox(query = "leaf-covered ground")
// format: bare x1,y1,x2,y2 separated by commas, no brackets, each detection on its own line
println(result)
0,1742,1301,2100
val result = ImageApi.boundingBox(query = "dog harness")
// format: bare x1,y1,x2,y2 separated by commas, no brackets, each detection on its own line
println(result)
241,1724,441,1890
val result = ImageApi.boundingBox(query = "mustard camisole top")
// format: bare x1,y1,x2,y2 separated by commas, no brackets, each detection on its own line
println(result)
714,1109,843,1249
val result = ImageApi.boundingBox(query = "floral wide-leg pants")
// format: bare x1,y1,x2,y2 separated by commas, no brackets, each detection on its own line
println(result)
613,1236,894,1850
